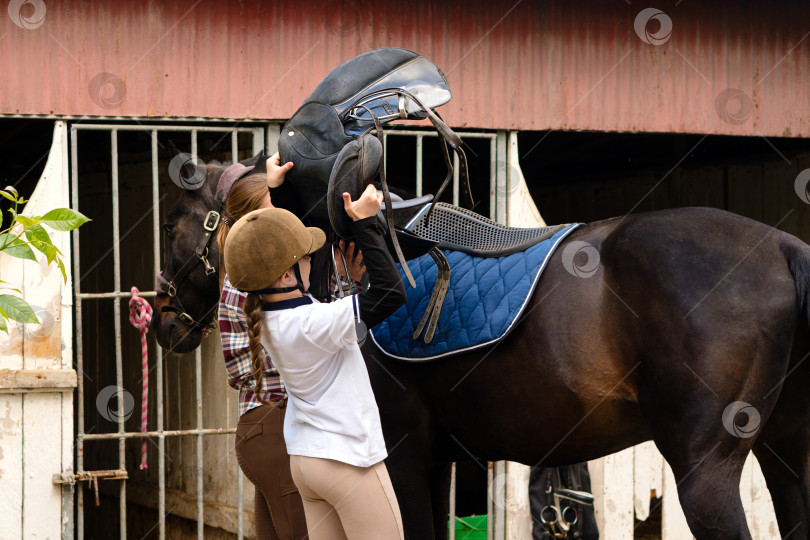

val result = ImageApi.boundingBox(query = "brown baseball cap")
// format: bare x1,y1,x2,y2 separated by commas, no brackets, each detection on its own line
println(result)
224,208,326,292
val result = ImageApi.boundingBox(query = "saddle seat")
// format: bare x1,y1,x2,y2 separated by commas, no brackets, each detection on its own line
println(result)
406,202,569,257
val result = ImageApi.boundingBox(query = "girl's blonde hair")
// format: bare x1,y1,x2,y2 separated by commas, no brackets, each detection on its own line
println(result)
217,172,273,405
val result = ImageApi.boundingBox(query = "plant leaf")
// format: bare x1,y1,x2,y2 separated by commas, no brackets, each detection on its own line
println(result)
57,258,67,282
29,240,57,264
0,316,7,334
0,190,15,203
0,232,17,249
40,209,91,232
16,215,38,228
0,239,37,262
0,287,23,294
25,225,58,263
0,295,39,324
25,224,52,246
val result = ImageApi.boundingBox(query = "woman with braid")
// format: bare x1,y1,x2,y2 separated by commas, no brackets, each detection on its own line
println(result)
217,153,364,540
223,184,407,540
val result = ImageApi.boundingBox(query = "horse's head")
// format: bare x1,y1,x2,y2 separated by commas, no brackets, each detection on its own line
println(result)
151,144,266,353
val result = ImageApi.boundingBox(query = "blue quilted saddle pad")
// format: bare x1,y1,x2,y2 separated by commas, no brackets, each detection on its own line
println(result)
369,223,581,360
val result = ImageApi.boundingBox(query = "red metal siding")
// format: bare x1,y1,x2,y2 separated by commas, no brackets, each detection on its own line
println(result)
0,0,808,136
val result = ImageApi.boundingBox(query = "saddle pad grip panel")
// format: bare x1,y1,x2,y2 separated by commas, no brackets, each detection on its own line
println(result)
370,223,582,361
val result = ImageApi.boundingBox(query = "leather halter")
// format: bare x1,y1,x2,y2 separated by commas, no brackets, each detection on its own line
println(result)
157,163,255,332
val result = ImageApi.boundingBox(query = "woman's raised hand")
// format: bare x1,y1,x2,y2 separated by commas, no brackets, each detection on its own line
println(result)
266,152,293,188
342,184,382,221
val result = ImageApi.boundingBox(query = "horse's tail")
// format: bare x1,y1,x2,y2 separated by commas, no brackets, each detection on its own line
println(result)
781,238,810,325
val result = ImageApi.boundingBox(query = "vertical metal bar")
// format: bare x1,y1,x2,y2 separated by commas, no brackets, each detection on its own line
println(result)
415,135,423,197
264,124,279,155
495,131,508,225
487,462,494,540
493,461,506,540
231,131,239,164
449,463,457,540
489,137,497,221
151,130,167,540
71,126,85,540
452,151,460,207
192,129,202,539
111,129,127,540
195,347,204,540
191,130,198,167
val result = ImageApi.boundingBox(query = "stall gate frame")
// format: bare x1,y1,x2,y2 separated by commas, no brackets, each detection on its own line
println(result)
66,122,509,539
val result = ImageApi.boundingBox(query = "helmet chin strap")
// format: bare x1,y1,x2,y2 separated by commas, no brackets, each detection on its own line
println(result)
251,262,306,295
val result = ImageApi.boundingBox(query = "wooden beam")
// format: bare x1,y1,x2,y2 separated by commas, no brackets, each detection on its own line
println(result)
0,369,77,393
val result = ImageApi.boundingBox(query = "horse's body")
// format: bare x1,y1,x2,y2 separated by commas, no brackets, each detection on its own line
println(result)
154,163,810,540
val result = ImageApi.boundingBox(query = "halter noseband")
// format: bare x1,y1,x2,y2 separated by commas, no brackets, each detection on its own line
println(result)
157,163,256,333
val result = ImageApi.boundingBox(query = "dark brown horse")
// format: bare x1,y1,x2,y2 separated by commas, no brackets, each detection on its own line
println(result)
153,157,810,540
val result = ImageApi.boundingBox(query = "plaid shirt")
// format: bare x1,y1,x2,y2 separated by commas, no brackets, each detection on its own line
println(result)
218,275,286,417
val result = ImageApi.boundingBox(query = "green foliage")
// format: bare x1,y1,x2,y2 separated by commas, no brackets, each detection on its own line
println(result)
0,186,90,333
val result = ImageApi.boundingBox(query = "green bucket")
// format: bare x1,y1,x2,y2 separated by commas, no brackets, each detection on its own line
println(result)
449,515,488,540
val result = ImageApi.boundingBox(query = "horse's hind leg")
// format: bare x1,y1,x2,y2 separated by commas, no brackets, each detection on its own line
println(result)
643,354,775,539
753,438,808,539
751,355,810,539
668,446,752,540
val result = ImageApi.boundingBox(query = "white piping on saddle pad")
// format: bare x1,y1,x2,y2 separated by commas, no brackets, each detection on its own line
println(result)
369,222,583,361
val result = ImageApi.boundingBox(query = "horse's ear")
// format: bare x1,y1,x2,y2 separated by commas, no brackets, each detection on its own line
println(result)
167,139,206,191
240,149,266,169
168,139,181,157
253,154,268,174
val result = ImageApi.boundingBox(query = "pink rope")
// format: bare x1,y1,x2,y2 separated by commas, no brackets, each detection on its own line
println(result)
129,286,152,470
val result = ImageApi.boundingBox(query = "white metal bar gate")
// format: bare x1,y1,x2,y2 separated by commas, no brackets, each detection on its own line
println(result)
66,123,514,539
68,123,265,539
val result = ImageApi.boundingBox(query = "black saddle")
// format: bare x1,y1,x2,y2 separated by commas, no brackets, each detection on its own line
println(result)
279,48,474,287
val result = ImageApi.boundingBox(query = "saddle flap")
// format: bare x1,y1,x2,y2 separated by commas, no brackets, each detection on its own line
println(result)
327,134,384,240
280,102,353,161
279,102,354,218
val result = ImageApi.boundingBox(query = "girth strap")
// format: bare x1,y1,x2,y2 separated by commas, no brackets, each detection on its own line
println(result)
412,247,450,343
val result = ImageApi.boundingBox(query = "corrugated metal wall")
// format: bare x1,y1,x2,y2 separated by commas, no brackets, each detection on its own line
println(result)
0,0,808,134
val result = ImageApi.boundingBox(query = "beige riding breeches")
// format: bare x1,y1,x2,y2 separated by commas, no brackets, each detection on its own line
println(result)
289,455,404,540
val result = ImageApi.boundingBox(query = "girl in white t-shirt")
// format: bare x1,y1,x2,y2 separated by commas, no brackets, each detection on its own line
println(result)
223,185,406,540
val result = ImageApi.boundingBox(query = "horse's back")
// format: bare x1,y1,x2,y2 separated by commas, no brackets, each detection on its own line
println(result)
595,207,801,324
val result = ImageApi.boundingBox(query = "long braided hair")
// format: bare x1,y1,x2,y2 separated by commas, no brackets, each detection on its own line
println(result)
217,173,274,405
243,292,270,405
